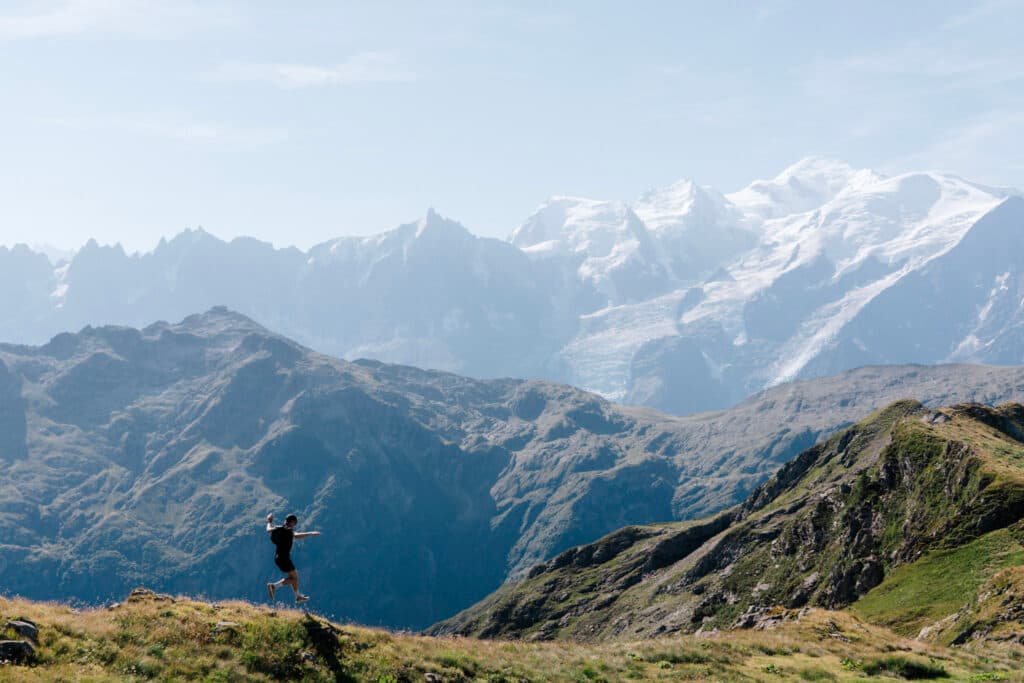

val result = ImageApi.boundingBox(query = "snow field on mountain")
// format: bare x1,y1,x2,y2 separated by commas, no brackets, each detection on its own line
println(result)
527,159,1012,398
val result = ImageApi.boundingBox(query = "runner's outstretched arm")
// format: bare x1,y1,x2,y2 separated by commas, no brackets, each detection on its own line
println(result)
266,513,274,535
294,531,321,539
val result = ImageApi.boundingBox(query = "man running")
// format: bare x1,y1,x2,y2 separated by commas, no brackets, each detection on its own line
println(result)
266,513,321,604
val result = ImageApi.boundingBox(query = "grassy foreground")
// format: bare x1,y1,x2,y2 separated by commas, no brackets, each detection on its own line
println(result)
1,590,1022,682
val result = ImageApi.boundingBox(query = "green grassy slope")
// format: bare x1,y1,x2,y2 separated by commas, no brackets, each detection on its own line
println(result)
851,527,1024,637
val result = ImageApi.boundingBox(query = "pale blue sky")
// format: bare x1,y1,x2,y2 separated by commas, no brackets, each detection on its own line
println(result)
1,0,1022,253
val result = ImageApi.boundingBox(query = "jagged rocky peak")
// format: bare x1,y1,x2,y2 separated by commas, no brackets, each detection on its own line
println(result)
510,196,647,255
168,305,276,338
310,208,479,263
633,178,741,232
75,237,130,261
509,196,675,306
164,226,224,248
403,208,474,239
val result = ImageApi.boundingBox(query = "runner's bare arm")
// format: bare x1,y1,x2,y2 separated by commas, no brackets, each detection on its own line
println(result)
294,531,321,539
266,513,274,534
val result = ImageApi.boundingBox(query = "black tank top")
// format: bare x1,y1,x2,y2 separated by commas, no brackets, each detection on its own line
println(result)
271,526,294,555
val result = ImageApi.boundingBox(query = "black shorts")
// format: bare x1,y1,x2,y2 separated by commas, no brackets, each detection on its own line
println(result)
275,554,295,573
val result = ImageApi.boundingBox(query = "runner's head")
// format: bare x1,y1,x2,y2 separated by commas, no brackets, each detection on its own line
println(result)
285,514,298,528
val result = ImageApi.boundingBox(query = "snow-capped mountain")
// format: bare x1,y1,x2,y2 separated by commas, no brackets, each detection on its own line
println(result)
634,178,756,283
678,168,1009,388
2,158,1020,414
300,208,562,378
511,159,1017,407
510,197,673,307
726,156,883,222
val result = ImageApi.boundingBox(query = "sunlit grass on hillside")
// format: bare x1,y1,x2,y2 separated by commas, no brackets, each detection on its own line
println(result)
1,590,1022,682
852,527,1024,637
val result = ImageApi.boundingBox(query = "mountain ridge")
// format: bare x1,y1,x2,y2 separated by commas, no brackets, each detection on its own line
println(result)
7,309,1024,630
3,158,1022,415
429,399,1024,646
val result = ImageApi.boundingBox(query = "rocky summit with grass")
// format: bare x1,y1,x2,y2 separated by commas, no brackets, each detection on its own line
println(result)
432,400,1024,648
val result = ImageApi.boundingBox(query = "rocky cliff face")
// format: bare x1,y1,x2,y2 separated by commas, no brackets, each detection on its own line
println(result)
431,401,1024,642
0,359,27,460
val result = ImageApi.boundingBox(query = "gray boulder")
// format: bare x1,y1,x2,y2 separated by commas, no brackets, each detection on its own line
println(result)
4,620,37,643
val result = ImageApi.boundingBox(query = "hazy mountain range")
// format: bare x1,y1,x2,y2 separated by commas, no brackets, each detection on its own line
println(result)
4,308,1024,629
3,158,1021,415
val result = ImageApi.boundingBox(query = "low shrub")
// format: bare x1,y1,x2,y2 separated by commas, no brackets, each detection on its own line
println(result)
434,651,480,677
862,656,948,679
644,648,712,664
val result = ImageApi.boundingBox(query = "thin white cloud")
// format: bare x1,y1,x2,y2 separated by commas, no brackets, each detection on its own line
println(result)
0,0,233,40
841,49,1020,85
797,40,1024,123
207,52,417,89
658,64,689,77
45,114,288,146
885,110,1024,187
941,0,1018,30
756,0,795,20
803,43,1024,95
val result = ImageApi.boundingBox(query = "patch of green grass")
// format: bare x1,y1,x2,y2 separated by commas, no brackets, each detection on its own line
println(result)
75,637,119,666
203,669,249,683
993,443,1024,461
119,657,163,679
753,642,797,656
851,528,1024,635
238,618,307,679
575,664,607,682
861,655,948,679
642,647,713,664
840,657,861,671
434,650,480,677
798,667,837,681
